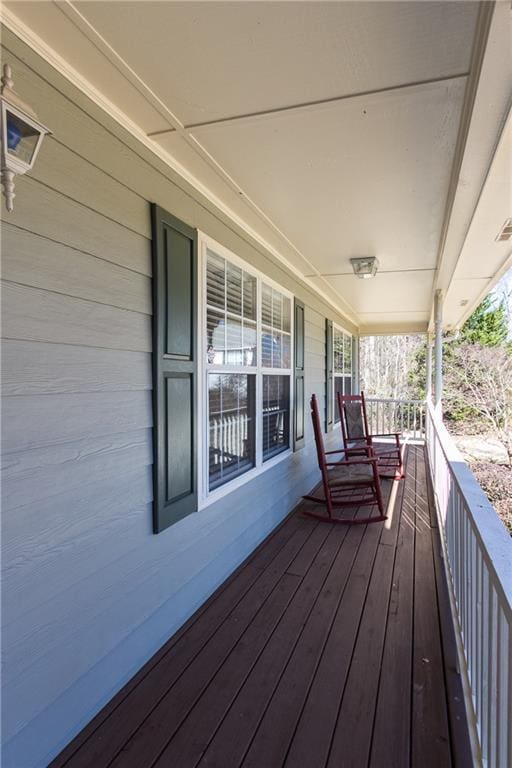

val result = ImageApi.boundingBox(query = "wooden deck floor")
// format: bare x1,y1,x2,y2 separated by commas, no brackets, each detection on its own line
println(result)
51,445,472,768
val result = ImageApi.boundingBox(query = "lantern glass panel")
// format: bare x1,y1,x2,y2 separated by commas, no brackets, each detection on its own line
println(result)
5,111,40,166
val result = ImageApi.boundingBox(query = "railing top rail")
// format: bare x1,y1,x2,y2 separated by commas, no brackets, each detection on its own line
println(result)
365,397,425,405
426,398,512,617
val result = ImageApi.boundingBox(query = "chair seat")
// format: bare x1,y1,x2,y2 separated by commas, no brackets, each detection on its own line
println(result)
372,444,401,457
328,463,375,487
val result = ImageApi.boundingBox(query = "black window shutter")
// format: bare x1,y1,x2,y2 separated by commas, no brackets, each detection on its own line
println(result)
151,204,197,533
293,298,305,451
325,318,333,432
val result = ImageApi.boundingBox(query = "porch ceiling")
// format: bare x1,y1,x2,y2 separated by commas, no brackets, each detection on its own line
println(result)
3,1,511,334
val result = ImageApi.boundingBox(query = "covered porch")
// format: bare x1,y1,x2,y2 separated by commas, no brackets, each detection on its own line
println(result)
1,2,511,767
50,444,471,768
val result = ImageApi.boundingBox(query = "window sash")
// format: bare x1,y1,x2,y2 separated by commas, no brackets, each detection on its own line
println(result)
333,325,353,423
199,235,293,501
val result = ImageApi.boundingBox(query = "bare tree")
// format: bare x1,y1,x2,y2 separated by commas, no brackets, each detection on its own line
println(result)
360,335,424,399
444,344,512,464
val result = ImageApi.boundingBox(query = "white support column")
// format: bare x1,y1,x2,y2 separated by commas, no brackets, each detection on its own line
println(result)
434,290,443,411
426,333,433,400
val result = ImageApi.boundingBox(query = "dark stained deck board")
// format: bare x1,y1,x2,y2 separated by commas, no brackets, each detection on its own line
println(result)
194,523,355,768
369,448,415,767
52,514,318,768
52,444,472,768
49,511,311,768
110,522,334,768
282,470,404,768
411,446,452,767
240,510,377,768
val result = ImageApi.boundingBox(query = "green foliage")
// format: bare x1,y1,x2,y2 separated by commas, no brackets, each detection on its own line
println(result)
408,295,510,409
458,295,508,347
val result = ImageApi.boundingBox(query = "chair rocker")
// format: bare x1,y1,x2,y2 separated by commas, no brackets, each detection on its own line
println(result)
337,391,404,480
302,394,387,525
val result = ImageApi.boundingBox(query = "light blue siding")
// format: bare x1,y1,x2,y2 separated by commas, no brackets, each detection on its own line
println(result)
1,29,353,768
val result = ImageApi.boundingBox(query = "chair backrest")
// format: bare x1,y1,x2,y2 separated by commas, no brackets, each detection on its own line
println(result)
310,394,327,472
337,392,370,445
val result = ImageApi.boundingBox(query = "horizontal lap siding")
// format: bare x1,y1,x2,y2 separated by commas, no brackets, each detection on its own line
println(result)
0,31,351,768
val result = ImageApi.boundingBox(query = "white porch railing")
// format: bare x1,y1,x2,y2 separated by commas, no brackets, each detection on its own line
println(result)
365,397,425,440
425,399,512,768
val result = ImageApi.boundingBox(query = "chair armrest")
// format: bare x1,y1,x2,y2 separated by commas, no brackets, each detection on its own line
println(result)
371,432,401,439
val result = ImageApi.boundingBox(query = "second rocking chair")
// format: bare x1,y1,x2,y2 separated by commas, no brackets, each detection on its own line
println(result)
337,391,404,479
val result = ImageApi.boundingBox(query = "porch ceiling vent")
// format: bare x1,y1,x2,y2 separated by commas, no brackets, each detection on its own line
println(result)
350,256,379,279
495,218,512,242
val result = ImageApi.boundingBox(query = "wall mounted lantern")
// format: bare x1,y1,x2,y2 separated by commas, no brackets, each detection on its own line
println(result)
1,63,51,213
350,256,379,279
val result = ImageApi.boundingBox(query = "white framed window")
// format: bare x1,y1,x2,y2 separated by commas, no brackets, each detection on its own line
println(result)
333,324,353,422
198,234,293,505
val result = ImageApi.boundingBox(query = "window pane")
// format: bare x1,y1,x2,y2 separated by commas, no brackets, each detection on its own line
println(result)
334,377,344,423
262,328,273,367
226,317,243,365
273,332,283,368
282,333,291,369
207,251,225,309
262,283,272,327
333,330,344,374
283,296,291,333
261,284,292,370
207,252,257,368
262,375,290,461
207,309,225,364
209,373,255,489
344,376,352,396
243,320,257,366
272,291,283,331
343,334,352,375
226,262,242,315
243,273,257,321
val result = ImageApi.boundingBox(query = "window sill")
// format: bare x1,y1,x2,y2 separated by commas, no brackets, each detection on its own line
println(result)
198,447,293,511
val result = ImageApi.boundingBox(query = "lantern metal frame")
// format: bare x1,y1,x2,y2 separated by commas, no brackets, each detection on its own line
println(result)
0,64,51,212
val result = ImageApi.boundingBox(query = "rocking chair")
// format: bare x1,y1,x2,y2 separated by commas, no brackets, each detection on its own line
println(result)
337,391,404,479
302,394,386,525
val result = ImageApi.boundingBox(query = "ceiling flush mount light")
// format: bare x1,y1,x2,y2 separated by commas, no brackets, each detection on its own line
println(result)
1,63,51,212
350,256,379,279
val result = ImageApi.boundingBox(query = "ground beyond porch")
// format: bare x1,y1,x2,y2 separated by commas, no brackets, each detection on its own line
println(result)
50,445,471,768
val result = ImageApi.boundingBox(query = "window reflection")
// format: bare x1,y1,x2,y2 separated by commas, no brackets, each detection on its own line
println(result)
208,374,255,489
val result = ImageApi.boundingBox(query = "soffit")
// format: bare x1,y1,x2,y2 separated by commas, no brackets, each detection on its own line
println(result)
443,108,512,330
2,0,491,333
